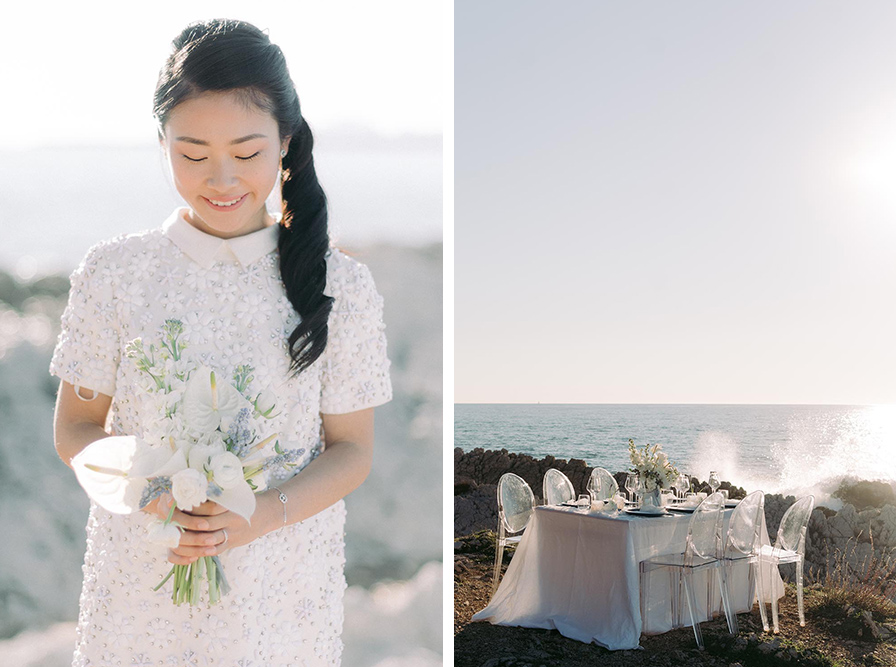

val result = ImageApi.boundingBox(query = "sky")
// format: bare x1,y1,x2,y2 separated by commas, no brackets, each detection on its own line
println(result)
455,1,896,405
1,1,442,147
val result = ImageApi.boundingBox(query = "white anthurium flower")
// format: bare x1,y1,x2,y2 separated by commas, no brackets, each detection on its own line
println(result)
182,365,251,434
71,436,148,514
187,441,226,473
131,444,187,479
213,480,256,523
171,468,208,511
209,452,243,489
147,520,182,548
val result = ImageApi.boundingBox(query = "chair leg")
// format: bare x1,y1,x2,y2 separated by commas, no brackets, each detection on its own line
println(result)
754,558,769,633
639,563,649,632
797,557,806,627
491,522,506,596
671,568,682,629
718,563,737,636
682,570,704,650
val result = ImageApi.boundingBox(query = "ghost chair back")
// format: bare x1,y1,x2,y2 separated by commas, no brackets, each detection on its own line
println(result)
491,473,535,595
587,467,619,502
542,468,575,506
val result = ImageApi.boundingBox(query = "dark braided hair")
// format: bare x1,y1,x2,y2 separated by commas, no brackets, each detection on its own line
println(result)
152,19,333,375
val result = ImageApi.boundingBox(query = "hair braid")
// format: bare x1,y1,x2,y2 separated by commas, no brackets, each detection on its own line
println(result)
278,120,333,374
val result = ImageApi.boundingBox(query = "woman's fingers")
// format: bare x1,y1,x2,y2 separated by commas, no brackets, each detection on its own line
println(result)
168,528,230,563
185,500,227,516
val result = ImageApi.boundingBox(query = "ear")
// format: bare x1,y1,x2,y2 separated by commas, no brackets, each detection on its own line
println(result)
280,136,292,155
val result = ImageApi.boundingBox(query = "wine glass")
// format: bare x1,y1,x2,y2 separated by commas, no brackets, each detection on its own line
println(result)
675,473,690,500
708,470,721,495
625,473,638,503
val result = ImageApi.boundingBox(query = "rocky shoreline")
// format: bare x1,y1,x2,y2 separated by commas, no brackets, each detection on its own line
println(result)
455,447,896,583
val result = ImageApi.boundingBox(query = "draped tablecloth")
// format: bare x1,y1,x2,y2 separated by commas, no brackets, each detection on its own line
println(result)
472,505,785,650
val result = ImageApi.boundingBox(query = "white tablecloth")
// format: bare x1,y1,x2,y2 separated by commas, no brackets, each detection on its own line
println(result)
472,505,785,650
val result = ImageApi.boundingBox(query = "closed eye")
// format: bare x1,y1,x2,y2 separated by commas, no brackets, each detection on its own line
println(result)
236,151,261,161
182,155,206,163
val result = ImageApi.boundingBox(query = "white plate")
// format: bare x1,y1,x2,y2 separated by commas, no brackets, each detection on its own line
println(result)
624,507,668,516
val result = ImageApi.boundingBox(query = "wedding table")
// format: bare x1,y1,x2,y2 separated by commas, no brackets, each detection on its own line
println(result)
472,503,785,650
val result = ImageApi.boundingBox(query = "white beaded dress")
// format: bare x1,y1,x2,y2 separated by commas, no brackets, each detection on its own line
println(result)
50,208,392,667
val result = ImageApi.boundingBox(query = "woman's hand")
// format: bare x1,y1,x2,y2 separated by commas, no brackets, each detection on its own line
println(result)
156,496,269,565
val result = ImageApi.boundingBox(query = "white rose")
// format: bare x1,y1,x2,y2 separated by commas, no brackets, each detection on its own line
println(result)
171,468,208,510
147,520,182,548
209,452,244,489
187,440,226,472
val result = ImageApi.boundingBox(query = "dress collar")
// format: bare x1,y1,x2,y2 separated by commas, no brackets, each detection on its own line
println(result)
162,208,280,269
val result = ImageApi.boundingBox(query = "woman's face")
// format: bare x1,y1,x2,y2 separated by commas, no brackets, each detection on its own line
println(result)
161,90,288,239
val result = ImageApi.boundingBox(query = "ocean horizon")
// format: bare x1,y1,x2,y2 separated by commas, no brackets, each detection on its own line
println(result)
454,403,896,506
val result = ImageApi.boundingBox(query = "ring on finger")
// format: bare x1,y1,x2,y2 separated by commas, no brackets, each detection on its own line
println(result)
221,528,228,547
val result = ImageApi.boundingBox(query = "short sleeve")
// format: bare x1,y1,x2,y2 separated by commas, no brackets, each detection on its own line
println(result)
49,243,121,397
319,253,393,414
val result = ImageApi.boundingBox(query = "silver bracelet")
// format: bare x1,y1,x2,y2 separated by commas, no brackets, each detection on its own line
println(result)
271,486,288,526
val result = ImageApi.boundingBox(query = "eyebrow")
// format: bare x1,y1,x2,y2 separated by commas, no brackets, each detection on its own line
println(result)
174,133,268,146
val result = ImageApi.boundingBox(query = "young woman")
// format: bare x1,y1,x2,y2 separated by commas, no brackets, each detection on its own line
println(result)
50,19,391,666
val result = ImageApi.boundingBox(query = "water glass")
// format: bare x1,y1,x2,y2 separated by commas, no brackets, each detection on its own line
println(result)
577,494,591,510
708,470,721,494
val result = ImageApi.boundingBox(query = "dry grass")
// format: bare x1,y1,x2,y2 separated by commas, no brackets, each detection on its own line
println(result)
808,533,896,623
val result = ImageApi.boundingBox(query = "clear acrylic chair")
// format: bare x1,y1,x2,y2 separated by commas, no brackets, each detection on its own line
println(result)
720,490,769,634
491,473,535,594
542,468,575,506
759,495,815,633
587,467,619,501
639,492,735,649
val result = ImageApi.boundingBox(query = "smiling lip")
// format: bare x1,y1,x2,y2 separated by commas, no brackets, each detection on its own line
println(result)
203,194,248,211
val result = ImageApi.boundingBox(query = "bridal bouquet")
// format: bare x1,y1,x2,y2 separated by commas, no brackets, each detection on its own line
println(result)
628,439,679,492
71,319,304,606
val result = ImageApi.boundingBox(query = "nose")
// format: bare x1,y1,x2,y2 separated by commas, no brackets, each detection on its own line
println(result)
206,158,238,191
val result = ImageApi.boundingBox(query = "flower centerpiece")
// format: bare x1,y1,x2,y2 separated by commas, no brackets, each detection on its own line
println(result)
628,439,679,508
71,319,304,607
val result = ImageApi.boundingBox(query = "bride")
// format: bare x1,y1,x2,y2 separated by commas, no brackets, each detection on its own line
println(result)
50,19,391,666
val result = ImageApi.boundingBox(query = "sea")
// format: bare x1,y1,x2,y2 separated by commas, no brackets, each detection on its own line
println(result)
455,403,896,505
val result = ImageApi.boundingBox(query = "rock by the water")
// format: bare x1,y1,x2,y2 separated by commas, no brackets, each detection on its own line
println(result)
834,480,896,511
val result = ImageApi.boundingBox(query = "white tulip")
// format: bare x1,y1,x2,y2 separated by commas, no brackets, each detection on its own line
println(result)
209,452,244,489
246,470,268,492
254,387,278,417
171,468,208,510
147,520,182,548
